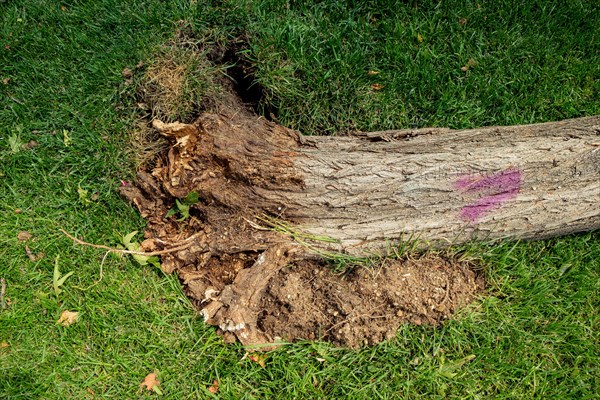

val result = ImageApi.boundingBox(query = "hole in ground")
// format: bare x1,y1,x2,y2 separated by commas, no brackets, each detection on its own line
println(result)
220,44,278,120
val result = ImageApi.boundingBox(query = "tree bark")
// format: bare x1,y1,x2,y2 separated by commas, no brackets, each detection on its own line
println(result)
268,116,600,253
147,114,600,254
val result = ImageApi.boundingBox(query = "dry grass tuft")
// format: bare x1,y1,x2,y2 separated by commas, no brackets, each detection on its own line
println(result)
127,119,168,169
130,26,225,168
138,44,220,123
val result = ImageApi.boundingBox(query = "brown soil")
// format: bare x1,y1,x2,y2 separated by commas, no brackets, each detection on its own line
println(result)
257,257,483,347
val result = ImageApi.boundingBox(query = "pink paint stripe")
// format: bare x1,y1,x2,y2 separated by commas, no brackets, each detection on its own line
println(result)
455,168,522,222
459,188,519,221
454,168,521,193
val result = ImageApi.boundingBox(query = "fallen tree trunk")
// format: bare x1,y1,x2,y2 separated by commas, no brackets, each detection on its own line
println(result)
121,112,599,347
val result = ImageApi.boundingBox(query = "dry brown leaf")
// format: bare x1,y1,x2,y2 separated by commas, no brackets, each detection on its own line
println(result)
23,140,39,150
122,67,133,79
140,372,161,393
208,380,220,394
0,342,9,350
57,310,79,326
24,244,44,262
461,58,476,72
2,78,9,85
17,231,32,242
14,209,21,214
459,18,468,26
367,70,379,76
371,83,384,91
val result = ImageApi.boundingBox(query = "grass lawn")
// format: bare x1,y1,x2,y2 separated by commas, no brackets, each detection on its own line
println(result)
1,0,598,398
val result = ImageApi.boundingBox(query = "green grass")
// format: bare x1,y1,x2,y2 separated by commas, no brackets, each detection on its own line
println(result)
242,0,600,134
1,0,598,398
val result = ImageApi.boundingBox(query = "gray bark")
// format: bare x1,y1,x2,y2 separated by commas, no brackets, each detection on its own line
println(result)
148,115,600,256
269,116,600,253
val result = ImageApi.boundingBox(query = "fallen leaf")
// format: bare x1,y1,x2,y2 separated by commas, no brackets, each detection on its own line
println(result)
371,83,384,91
140,372,162,394
417,33,423,43
2,78,9,85
17,231,32,242
122,67,133,79
208,380,219,394
86,388,95,396
60,5,67,11
461,58,476,72
458,18,467,26
14,209,21,214
367,70,379,75
57,310,79,326
0,342,9,351
23,140,39,150
249,353,267,368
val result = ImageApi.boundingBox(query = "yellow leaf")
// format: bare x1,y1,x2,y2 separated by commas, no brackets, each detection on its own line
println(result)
367,70,379,76
249,353,268,368
417,33,423,43
57,310,79,326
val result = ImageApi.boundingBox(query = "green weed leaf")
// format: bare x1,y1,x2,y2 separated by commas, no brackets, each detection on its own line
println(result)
165,192,198,221
77,184,91,206
53,255,74,299
121,231,161,269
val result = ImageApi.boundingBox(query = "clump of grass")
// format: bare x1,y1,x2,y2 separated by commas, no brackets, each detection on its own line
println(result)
126,119,168,169
137,35,222,124
129,27,226,168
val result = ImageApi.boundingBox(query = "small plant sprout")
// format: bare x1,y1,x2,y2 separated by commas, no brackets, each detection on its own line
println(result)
165,191,199,221
121,231,161,268
53,255,74,301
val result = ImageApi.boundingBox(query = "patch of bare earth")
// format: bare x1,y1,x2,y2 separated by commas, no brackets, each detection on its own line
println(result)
256,257,482,348
121,36,485,349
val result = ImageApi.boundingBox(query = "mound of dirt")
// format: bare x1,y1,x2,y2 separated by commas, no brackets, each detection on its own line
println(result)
119,35,484,348
257,257,482,347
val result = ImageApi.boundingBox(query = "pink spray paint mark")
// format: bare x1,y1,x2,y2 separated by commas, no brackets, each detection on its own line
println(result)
454,168,522,222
